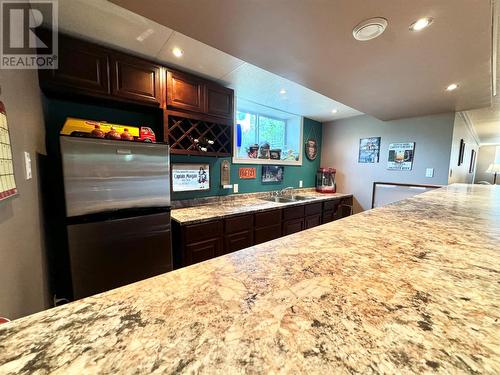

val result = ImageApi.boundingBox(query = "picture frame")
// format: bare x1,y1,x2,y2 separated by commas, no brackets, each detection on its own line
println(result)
171,163,210,192
358,137,381,163
387,142,415,171
261,165,284,183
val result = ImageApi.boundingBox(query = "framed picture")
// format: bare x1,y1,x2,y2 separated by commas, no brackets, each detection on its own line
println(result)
171,163,210,192
387,142,415,171
469,149,476,173
458,139,465,166
261,165,284,183
358,137,381,163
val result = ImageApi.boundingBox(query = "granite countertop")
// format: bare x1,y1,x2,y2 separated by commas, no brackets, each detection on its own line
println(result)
171,190,352,225
1,184,499,374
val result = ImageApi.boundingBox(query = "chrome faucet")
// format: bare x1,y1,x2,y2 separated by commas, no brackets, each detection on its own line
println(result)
279,186,294,197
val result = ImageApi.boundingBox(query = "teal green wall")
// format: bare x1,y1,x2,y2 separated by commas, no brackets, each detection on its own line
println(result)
171,117,322,200
42,97,322,200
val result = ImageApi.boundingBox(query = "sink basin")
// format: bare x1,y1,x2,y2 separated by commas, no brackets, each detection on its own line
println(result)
261,196,294,203
289,195,315,201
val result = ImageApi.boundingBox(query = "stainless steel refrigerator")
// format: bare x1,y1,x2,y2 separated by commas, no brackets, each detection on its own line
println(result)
60,136,172,300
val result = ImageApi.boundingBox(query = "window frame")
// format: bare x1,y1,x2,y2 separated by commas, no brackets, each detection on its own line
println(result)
233,110,303,166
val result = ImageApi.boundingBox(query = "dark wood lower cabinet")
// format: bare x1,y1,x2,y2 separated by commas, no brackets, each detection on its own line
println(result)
173,198,352,268
283,218,304,235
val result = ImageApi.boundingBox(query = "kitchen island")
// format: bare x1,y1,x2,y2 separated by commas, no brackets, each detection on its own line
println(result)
0,184,499,374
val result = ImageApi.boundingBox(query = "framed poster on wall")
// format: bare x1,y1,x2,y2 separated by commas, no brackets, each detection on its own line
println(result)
358,137,381,163
387,142,415,171
0,101,17,202
171,163,210,192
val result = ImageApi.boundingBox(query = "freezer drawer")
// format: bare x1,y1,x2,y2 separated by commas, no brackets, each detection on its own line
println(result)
67,212,172,299
60,136,170,217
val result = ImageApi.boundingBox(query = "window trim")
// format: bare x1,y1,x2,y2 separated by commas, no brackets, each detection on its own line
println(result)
233,113,303,166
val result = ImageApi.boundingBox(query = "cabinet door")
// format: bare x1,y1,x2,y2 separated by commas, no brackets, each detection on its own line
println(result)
224,230,253,254
111,54,161,105
167,70,205,113
39,33,110,96
283,218,304,235
322,210,334,224
254,224,282,244
305,214,321,229
186,237,222,265
206,84,234,119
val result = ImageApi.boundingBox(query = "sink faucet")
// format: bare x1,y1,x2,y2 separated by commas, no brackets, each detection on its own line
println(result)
279,186,294,197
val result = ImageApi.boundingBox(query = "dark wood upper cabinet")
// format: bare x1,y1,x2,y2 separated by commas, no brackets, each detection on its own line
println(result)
166,70,205,113
206,84,234,119
110,53,162,106
39,33,110,96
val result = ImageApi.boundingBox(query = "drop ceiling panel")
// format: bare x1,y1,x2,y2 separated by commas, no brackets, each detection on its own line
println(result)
156,32,245,80
57,0,173,59
221,63,361,121
110,0,493,121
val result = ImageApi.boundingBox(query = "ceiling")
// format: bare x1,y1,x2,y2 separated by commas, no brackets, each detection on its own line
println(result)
53,0,361,122
110,0,492,121
466,1,500,145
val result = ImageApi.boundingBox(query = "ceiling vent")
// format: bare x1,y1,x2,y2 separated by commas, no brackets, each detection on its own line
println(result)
353,17,388,41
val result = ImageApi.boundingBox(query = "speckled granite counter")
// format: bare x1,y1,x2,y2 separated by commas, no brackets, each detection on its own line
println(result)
171,189,352,225
1,184,499,374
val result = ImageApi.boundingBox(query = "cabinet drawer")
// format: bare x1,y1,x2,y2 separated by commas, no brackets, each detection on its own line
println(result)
323,200,339,211
225,214,254,234
305,202,322,216
305,214,321,229
255,209,282,228
184,220,222,244
283,206,305,221
254,224,282,244
224,230,253,254
283,218,304,235
186,237,222,265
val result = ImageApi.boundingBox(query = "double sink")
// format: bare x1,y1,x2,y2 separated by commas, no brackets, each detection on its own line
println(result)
261,195,315,204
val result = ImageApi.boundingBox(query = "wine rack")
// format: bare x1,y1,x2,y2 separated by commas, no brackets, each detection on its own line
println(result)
166,114,232,156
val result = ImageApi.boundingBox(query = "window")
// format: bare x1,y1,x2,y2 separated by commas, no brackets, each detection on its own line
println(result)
234,101,303,166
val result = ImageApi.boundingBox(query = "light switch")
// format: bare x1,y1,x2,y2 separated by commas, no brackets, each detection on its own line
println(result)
425,168,434,178
233,183,238,193
299,180,303,188
24,151,32,180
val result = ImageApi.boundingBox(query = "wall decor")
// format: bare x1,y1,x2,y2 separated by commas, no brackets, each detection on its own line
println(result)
172,163,210,192
239,167,256,179
261,165,284,183
458,139,465,166
0,101,17,202
358,137,381,163
469,149,476,173
220,160,230,186
387,142,415,171
305,138,318,161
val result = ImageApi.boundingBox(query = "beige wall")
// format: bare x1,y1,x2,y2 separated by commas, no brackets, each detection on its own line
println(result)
0,69,48,319
321,113,455,213
448,113,479,184
474,145,500,184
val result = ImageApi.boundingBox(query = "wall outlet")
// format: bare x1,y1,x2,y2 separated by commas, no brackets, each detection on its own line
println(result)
299,180,303,188
24,151,32,180
425,168,434,178
233,183,238,193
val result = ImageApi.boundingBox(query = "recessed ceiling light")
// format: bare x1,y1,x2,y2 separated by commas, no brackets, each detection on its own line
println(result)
172,47,184,58
279,89,287,95
353,17,388,41
446,83,459,91
410,17,433,32
331,109,338,114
